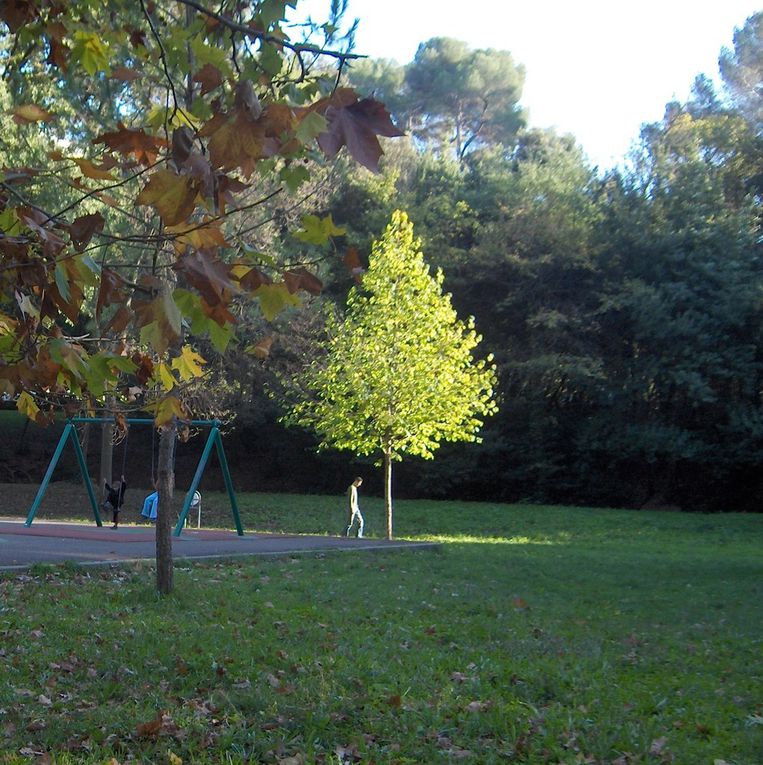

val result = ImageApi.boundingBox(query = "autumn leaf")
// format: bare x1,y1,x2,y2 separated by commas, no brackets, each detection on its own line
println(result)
237,267,272,292
204,110,266,175
171,345,206,381
175,249,238,306
136,169,200,227
167,220,227,253
153,396,188,427
316,90,403,172
0,0,40,32
70,212,105,250
110,66,141,82
154,362,177,392
284,267,322,296
344,247,364,281
96,267,127,319
72,157,117,181
11,104,55,124
16,391,40,421
134,292,182,354
192,63,223,95
94,124,168,165
247,335,273,359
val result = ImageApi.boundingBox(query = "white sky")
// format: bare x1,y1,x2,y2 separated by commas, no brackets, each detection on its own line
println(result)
292,0,760,169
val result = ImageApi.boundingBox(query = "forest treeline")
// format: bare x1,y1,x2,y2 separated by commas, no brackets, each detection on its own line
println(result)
223,17,763,511
1,10,760,511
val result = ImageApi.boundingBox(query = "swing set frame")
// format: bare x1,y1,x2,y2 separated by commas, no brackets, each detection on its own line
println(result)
25,417,244,537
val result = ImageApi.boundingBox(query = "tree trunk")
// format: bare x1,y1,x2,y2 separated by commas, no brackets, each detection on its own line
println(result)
384,450,393,540
99,422,114,496
155,423,176,595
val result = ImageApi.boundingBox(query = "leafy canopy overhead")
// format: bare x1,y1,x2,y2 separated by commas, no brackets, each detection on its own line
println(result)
0,0,402,425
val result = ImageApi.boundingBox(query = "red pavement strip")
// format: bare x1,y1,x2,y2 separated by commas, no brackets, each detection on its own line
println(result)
0,518,437,570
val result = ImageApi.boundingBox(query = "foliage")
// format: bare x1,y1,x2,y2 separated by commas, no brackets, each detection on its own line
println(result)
0,0,401,426
0,498,761,762
286,210,496,536
719,11,763,131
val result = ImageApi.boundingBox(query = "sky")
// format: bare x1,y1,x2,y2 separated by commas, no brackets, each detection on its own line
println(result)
291,0,760,169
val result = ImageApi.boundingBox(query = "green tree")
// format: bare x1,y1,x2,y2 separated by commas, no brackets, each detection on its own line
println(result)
405,37,525,160
719,11,762,131
288,210,497,537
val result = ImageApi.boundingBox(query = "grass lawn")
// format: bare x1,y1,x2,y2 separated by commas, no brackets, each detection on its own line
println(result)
0,492,761,764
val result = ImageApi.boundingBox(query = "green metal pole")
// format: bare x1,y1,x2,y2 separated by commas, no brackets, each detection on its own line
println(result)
215,428,244,536
173,427,216,537
69,425,102,526
25,423,71,526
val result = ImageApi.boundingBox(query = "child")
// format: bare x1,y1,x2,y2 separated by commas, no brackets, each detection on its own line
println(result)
103,474,127,529
141,481,158,522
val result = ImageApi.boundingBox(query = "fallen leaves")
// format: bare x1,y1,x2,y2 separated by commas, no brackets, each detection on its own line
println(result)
135,710,180,739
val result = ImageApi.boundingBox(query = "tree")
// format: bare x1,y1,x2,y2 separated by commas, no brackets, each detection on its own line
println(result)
287,210,497,538
0,0,400,592
404,38,525,160
719,12,762,131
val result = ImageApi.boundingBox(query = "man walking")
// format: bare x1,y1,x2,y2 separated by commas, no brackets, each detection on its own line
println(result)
345,476,364,538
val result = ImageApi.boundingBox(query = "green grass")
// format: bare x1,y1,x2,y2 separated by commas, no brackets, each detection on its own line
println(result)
1,494,762,764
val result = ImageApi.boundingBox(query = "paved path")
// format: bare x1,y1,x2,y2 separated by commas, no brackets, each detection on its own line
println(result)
0,518,436,570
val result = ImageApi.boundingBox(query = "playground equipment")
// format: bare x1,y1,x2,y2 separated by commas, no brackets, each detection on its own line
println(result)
25,417,243,537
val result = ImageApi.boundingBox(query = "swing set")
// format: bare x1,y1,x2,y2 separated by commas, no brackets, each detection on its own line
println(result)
25,417,244,537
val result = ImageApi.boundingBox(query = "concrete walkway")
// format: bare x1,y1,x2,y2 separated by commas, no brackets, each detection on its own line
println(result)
0,518,436,570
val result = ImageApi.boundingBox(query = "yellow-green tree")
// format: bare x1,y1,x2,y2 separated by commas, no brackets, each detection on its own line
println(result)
291,211,497,538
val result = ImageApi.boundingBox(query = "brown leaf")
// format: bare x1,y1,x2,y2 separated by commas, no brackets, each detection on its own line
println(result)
192,63,223,95
512,596,530,609
110,66,141,82
649,737,668,756
238,267,272,292
205,110,266,176
250,335,273,360
283,267,322,296
175,249,238,307
465,700,491,713
105,306,132,334
70,212,105,251
46,33,69,72
343,247,364,281
316,90,403,172
96,268,128,319
72,157,116,181
386,694,402,708
135,169,200,227
1,0,40,32
172,127,195,168
94,123,167,165
11,104,54,125
136,711,164,738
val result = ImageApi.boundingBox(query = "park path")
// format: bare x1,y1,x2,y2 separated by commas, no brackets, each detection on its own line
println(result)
0,518,435,570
